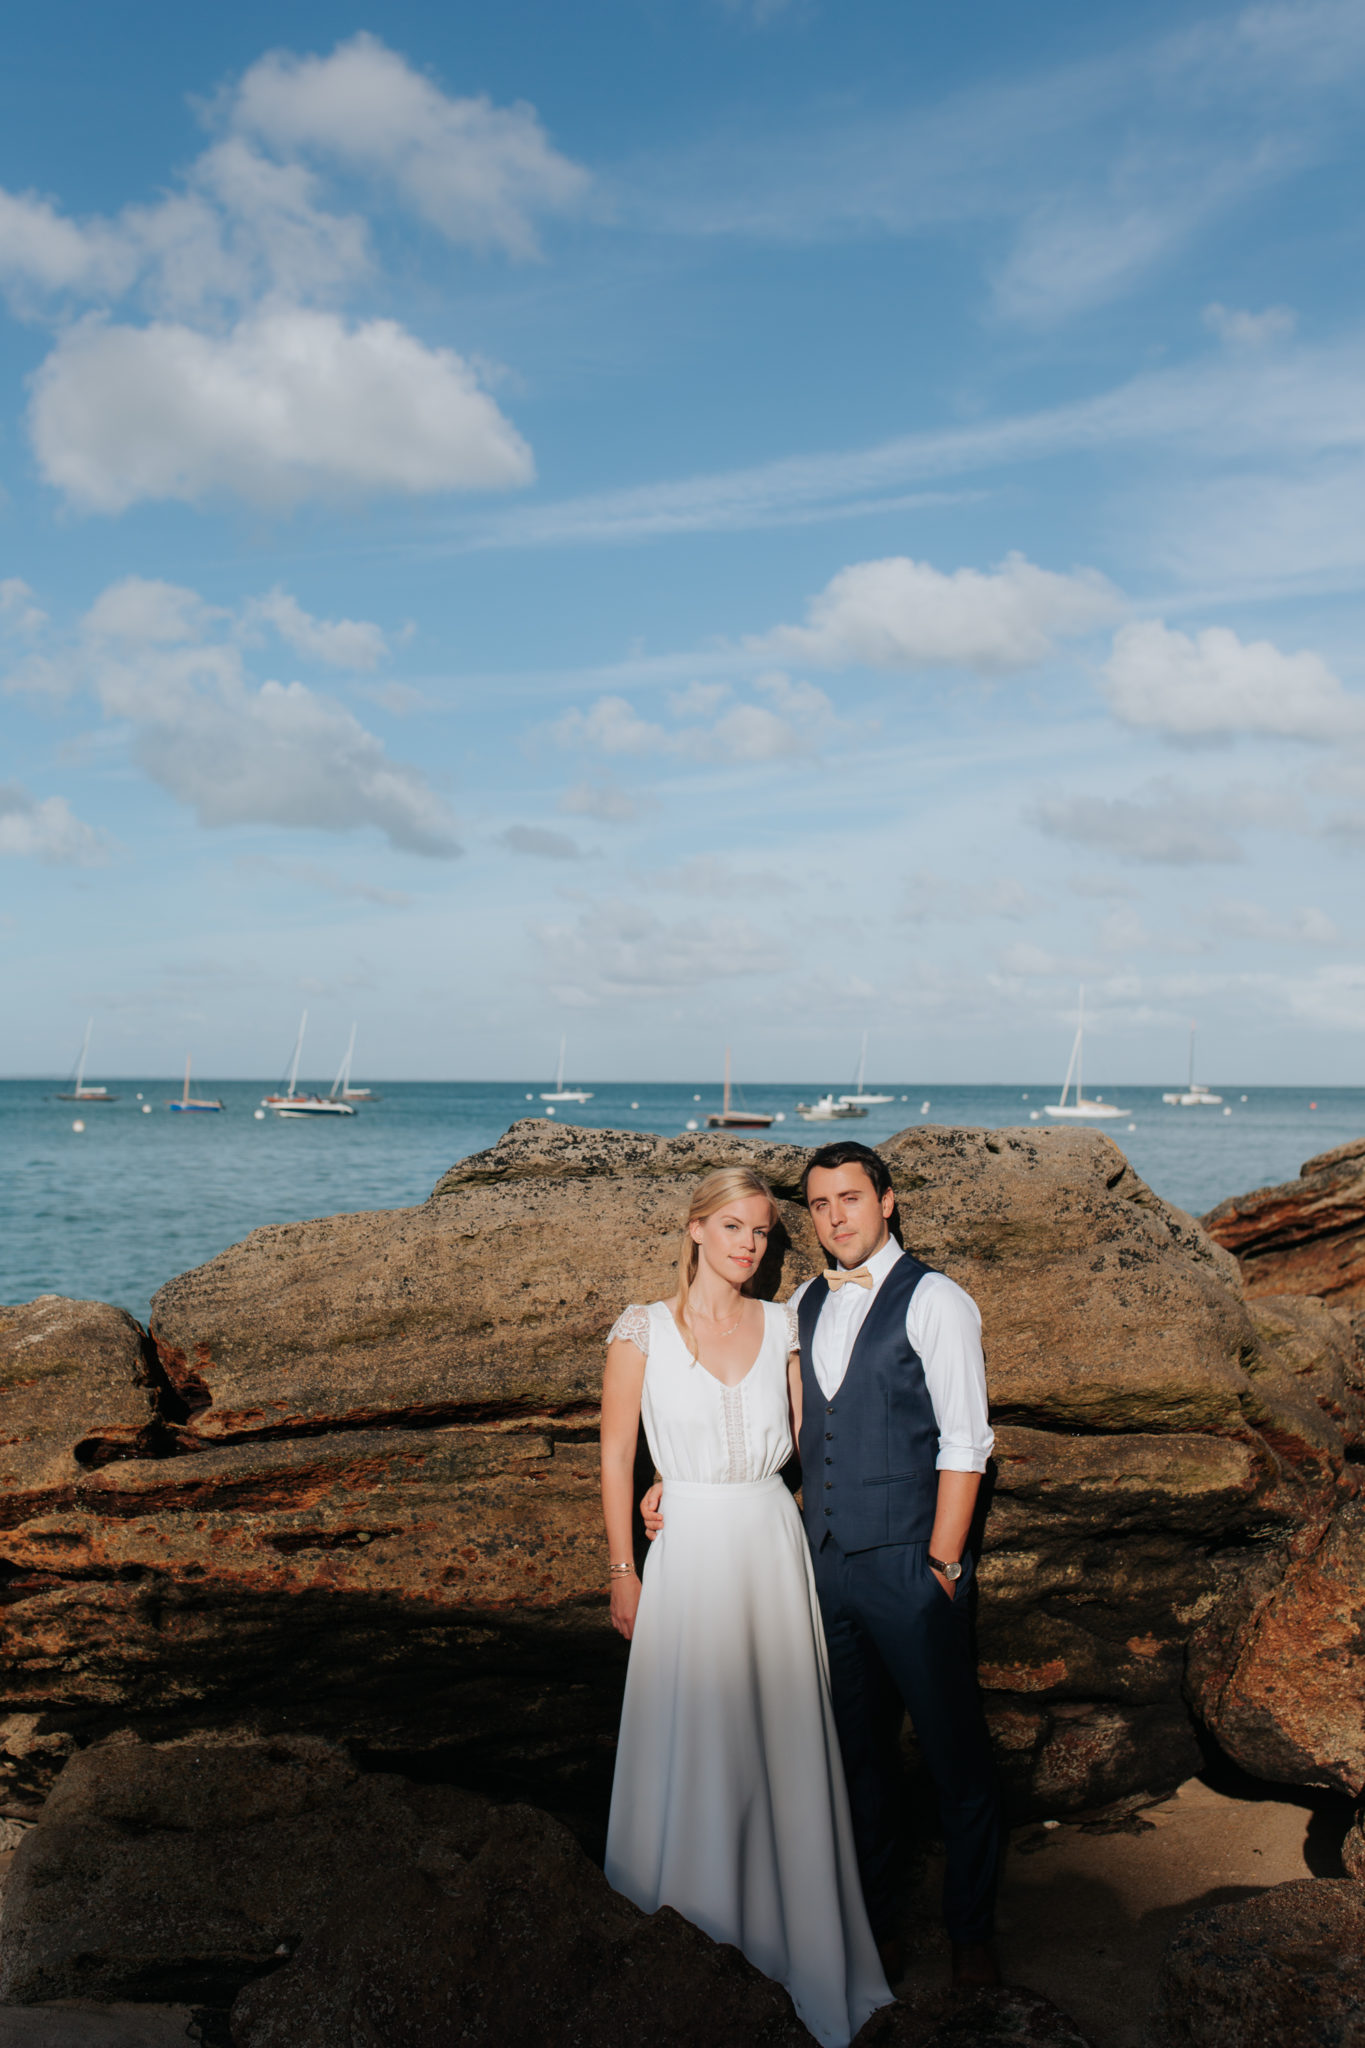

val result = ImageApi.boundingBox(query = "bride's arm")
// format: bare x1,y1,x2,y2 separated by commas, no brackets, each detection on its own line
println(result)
601,1336,647,1641
787,1348,803,1438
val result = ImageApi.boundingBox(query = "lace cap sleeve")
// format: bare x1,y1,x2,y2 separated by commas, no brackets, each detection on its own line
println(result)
783,1302,800,1353
608,1304,651,1355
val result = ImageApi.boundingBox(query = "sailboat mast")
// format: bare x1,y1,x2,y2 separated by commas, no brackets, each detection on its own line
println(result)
723,1045,731,1117
287,1011,307,1099
332,1023,356,1100
1076,986,1086,1103
183,1054,192,1107
75,1017,92,1094
555,1036,566,1091
1188,1021,1196,1090
856,1031,867,1092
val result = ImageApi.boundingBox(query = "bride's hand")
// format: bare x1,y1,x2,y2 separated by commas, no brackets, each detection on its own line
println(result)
639,1481,664,1539
610,1572,641,1640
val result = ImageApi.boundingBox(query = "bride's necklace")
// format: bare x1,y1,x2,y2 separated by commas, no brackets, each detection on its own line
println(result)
689,1297,745,1339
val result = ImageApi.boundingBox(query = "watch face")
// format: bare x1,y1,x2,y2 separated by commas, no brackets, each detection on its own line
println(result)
944,1561,962,1580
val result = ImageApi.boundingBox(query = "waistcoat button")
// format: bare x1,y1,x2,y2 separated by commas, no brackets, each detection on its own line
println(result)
824,1432,833,1441
824,1456,832,1465
823,1506,833,1516
826,1404,834,1414
823,1480,833,1489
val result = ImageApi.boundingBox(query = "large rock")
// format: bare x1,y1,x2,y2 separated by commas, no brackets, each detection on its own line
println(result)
1186,1497,1365,1797
1,1122,1362,1826
1148,1878,1365,2046
1203,1135,1365,1307
0,1299,160,1522
0,1737,810,2047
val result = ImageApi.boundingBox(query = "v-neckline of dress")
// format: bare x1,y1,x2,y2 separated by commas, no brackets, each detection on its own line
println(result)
665,1301,767,1390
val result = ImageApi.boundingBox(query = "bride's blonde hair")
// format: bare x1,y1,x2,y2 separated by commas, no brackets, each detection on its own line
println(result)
672,1166,778,1354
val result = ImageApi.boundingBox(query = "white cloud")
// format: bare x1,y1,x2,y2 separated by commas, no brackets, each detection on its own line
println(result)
229,33,589,257
758,552,1120,673
653,855,795,896
553,695,669,756
553,679,827,764
122,670,460,856
668,681,731,718
1203,301,1298,347
900,872,1041,922
1036,785,1243,864
1210,898,1340,944
1102,620,1364,741
0,783,107,865
498,824,585,860
0,578,47,636
234,854,412,907
559,779,637,823
245,588,387,669
29,309,533,513
41,575,461,856
536,898,788,1003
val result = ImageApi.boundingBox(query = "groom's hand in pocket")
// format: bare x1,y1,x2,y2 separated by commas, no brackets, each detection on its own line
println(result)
640,1481,664,1539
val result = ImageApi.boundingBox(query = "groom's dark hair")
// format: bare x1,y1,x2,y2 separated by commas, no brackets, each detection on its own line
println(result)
800,1141,893,1205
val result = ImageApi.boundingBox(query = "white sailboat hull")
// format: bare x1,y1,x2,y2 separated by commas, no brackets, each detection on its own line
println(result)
1044,1101,1126,1120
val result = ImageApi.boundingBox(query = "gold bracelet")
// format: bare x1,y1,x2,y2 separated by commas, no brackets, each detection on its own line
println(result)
609,1562,636,1577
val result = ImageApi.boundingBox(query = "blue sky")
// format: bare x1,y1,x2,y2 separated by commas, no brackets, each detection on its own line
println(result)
3,0,1365,1086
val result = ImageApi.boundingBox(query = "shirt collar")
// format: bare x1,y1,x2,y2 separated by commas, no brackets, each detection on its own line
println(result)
836,1234,902,1286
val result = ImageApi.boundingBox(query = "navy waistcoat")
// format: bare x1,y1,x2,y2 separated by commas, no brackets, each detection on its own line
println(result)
797,1251,940,1553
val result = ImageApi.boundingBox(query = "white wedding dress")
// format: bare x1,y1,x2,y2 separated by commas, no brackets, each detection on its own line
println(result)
604,1299,891,2048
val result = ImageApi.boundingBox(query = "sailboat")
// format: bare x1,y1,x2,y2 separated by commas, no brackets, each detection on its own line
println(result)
540,1037,593,1105
261,1012,356,1117
331,1022,378,1102
1044,988,1126,1120
797,1092,867,1122
55,1019,118,1102
1163,1022,1223,1107
706,1047,775,1129
168,1055,223,1112
839,1031,895,1107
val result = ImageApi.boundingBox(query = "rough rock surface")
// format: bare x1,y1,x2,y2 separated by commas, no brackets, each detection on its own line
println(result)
1204,1134,1365,1307
1,1122,1363,1827
0,1737,810,2047
1344,1803,1365,1881
1148,1878,1365,2047
852,1987,1092,2046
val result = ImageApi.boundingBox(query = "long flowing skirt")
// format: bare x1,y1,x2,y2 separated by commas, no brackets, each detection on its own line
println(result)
605,1475,891,2048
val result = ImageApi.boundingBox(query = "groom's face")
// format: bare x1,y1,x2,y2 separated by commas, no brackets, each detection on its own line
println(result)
805,1163,895,1270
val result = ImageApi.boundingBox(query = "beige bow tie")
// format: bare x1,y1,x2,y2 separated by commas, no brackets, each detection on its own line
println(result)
826,1267,873,1292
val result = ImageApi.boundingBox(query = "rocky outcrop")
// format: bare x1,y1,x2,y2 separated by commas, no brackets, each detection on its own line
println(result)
1203,1135,1365,1307
1,1121,1362,1831
0,1735,812,2045
1149,1878,1365,2047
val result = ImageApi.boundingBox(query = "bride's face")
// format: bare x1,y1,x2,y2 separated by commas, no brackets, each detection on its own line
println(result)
691,1194,772,1288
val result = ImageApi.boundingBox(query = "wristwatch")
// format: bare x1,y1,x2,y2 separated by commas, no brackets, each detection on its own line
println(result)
928,1553,962,1581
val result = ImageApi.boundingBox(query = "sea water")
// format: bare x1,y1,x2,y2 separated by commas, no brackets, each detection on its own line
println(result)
2,1077,1360,1326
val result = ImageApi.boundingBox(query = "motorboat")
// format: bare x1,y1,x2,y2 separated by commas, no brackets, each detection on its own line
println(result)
839,1031,895,1107
55,1019,118,1102
169,1055,222,1112
541,1036,593,1104
1044,987,1126,1120
796,1093,867,1122
705,1047,775,1129
262,1011,356,1118
1162,1024,1223,1106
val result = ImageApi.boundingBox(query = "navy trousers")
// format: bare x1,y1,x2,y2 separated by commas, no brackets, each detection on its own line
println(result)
811,1533,1000,1945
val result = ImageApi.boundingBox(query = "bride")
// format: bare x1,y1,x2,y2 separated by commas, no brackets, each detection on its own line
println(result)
600,1166,891,2048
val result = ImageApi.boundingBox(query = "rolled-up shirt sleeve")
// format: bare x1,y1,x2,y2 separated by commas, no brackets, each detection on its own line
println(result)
906,1272,994,1473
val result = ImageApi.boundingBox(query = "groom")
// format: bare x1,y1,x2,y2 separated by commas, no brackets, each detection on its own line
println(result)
790,1140,999,1986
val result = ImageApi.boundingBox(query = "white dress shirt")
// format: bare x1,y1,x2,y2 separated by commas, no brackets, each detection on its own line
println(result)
789,1236,994,1474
